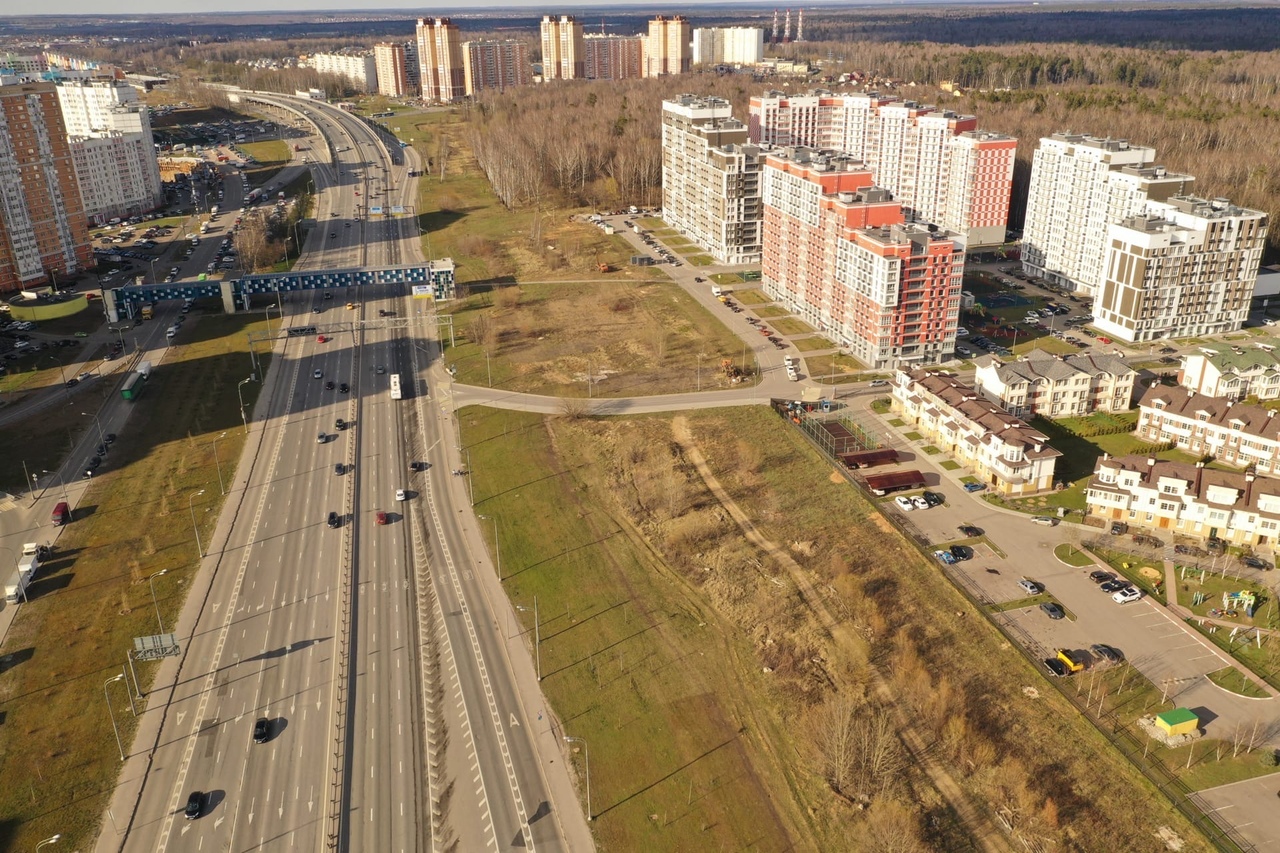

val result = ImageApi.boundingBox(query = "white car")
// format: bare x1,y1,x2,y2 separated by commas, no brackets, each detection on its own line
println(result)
313,369,323,379
955,327,969,337
1112,587,1142,604
395,489,407,501
911,495,930,511
894,495,914,512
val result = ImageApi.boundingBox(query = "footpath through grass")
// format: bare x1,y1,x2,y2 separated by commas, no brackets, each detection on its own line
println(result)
0,311,270,851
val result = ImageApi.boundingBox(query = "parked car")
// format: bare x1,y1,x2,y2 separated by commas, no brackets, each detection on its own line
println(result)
1040,602,1066,620
963,483,986,493
958,524,983,538
868,379,890,387
949,544,974,561
934,549,957,565
1017,579,1041,595
894,495,915,512
1031,516,1058,526
1112,587,1142,604
1042,657,1070,677
1091,643,1122,663
1088,570,1115,584
1099,579,1128,593
922,491,945,508
911,495,930,511
1241,555,1272,570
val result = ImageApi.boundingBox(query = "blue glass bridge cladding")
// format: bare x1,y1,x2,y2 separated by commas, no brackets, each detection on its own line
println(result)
107,261,456,313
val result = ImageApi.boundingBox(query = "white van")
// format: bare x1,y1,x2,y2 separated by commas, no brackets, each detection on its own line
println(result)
166,325,179,339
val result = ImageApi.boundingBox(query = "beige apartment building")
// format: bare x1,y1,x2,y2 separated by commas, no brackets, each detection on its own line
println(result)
583,34,643,80
644,16,691,78
661,96,762,265
1179,338,1280,402
972,350,1136,419
893,369,1061,495
541,15,584,80
1137,385,1280,475
374,43,408,97
417,17,466,103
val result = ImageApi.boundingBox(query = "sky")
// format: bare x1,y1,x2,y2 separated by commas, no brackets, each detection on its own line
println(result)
10,0,854,16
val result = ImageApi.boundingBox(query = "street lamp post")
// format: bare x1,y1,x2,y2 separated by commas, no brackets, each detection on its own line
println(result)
42,468,68,502
148,569,171,634
187,489,207,558
211,431,228,495
103,674,127,761
35,834,62,852
80,411,106,444
563,735,591,820
237,378,252,433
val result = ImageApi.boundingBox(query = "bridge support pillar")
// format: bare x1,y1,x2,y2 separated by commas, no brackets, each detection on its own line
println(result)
220,280,238,314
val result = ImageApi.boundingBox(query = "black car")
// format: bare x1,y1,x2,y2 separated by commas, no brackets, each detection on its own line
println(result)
338,382,349,393
327,511,340,529
96,444,107,456
185,791,204,820
1091,643,1122,663
253,717,271,744
65,378,79,388
410,461,427,471
86,456,102,470
1241,555,1272,570
335,418,346,430
949,544,974,562
922,491,945,508
1100,580,1129,594
324,380,335,391
104,433,116,444
1042,657,1070,677
1088,570,1115,584
1109,521,1127,535
322,292,333,300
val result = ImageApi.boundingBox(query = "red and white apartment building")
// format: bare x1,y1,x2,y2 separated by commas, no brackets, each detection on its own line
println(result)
749,90,1016,249
761,148,964,368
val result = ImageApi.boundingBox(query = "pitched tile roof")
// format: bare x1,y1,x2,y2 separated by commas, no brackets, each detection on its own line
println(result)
1137,384,1280,438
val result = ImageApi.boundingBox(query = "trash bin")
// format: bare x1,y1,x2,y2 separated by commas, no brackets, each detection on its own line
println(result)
821,399,832,413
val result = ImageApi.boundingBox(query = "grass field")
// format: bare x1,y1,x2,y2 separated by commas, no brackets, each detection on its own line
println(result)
0,376,115,492
462,403,1215,851
0,312,271,851
403,110,643,286
732,289,771,305
442,280,756,397
1054,543,1095,567
239,139,291,188
791,336,836,352
804,353,866,384
0,339,102,396
751,305,790,319
771,317,815,336
1206,666,1271,698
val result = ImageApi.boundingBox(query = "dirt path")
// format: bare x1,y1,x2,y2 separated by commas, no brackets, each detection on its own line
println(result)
671,415,1016,853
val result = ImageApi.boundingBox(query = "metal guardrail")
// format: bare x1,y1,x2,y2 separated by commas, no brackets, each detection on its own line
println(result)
775,407,1248,853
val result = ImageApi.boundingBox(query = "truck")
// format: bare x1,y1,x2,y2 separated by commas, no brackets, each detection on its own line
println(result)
4,569,32,603
210,205,219,218
140,304,154,320
121,371,146,401
863,469,928,496
137,360,153,378
17,543,40,576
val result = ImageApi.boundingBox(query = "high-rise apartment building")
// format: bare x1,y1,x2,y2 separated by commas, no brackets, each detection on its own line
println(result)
644,16,691,78
541,15,584,80
748,91,1016,248
463,40,530,96
583,35,643,81
417,17,466,103
691,27,765,66
661,96,763,265
0,81,92,293
309,52,378,93
374,43,408,98
402,40,420,95
761,147,964,368
1021,133,1194,295
1094,195,1267,343
0,54,47,75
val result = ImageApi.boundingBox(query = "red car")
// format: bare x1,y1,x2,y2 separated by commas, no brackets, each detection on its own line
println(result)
317,335,328,343
758,328,771,336
375,510,387,525
1097,336,1112,344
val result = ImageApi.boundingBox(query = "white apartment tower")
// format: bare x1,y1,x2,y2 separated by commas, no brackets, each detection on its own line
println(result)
54,77,163,225
748,91,1016,248
541,15,585,80
692,28,765,66
645,16,691,78
1021,133,1194,294
661,95,763,265
309,53,378,93
1094,195,1267,343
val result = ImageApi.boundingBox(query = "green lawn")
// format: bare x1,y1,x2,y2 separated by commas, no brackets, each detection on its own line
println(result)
1177,569,1278,631
1186,619,1280,692
686,254,715,266
751,305,790,319
239,139,291,188
791,336,836,352
709,273,743,285
904,431,924,441
1206,666,1270,698
1055,543,1095,567
732,289,771,305
939,460,961,471
0,313,270,850
803,353,864,383
771,317,814,336
922,445,942,455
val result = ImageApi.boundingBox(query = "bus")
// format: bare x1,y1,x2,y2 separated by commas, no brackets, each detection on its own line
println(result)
389,373,402,400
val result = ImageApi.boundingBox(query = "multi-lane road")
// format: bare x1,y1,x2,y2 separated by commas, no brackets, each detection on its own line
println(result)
103,94,588,852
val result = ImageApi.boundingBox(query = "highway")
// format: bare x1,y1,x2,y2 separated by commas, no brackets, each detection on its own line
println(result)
106,93,586,853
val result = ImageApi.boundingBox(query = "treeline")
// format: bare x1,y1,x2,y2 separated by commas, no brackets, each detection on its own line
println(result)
464,78,754,212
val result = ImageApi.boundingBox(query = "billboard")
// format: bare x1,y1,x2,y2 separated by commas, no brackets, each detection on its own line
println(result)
411,284,435,300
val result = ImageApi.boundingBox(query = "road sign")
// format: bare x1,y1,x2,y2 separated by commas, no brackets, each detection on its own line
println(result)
411,284,435,300
133,633,181,661
390,206,405,215
370,206,383,215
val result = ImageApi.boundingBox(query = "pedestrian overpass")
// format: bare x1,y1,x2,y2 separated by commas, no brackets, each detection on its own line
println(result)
101,260,455,322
